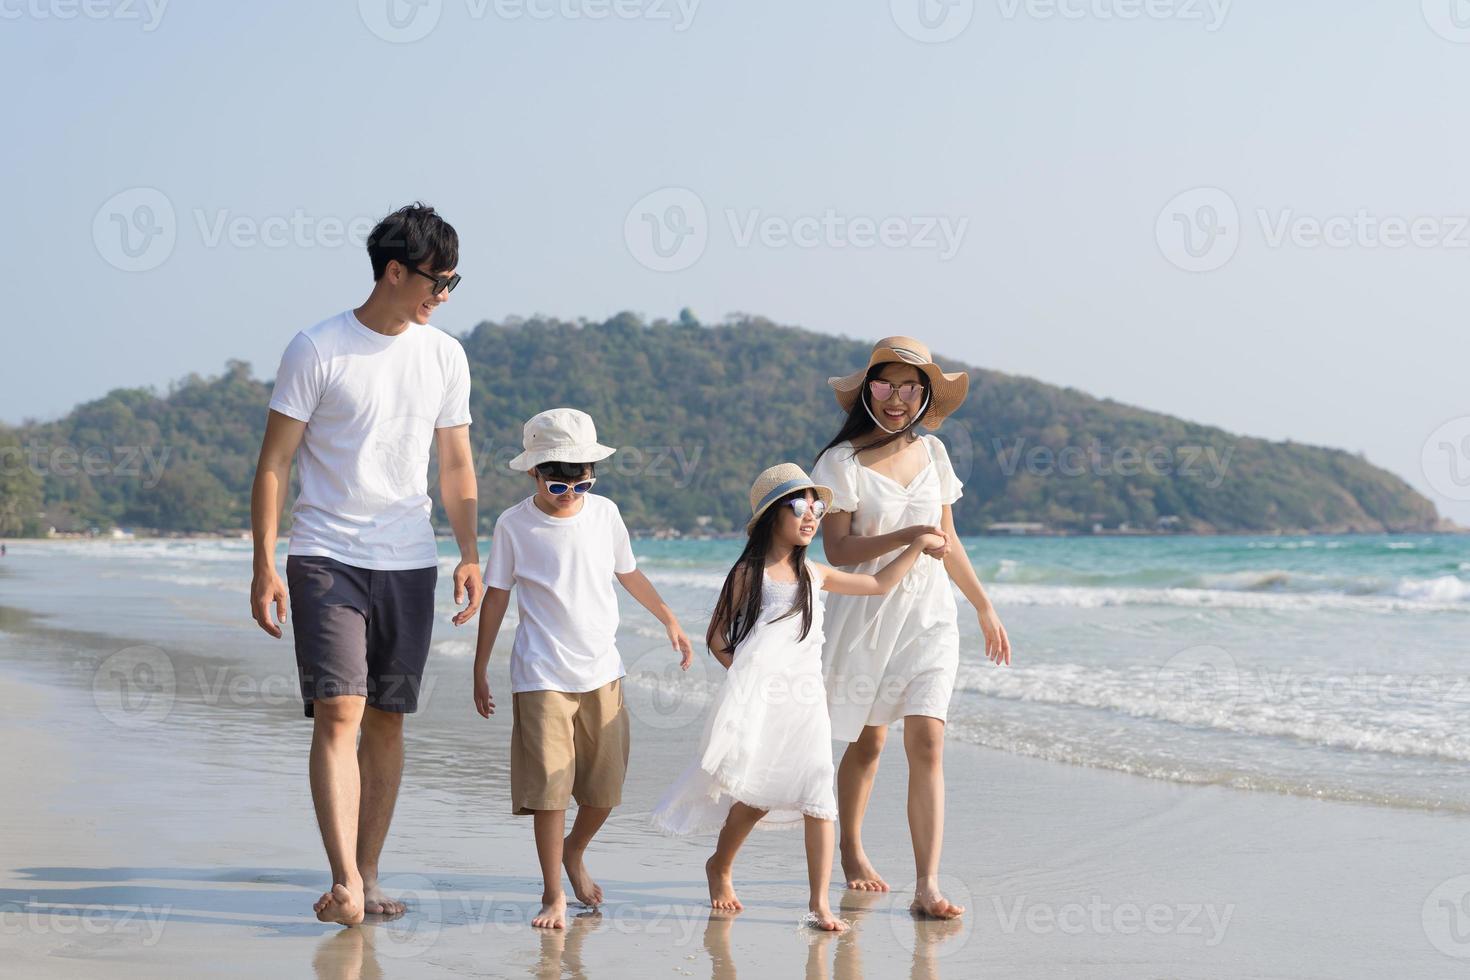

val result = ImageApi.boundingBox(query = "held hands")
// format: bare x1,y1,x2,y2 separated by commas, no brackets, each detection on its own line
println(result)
913,531,947,555
473,670,496,718
907,524,950,559
250,566,289,638
451,559,485,626
667,619,695,670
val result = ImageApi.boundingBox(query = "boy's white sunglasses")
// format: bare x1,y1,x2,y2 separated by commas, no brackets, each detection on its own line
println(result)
545,477,596,496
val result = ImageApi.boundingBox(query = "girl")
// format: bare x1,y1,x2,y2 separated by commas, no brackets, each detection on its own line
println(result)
809,336,1012,920
651,463,945,932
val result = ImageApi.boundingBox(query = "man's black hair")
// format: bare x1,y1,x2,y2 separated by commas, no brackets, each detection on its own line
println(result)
366,202,459,280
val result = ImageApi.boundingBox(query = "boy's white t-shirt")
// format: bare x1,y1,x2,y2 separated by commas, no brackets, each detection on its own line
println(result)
268,310,472,570
485,494,637,694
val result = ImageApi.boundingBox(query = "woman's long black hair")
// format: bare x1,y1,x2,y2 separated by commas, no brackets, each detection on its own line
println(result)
707,489,815,655
813,363,933,467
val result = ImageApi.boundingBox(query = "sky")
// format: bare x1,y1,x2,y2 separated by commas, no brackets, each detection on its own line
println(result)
3,0,1469,523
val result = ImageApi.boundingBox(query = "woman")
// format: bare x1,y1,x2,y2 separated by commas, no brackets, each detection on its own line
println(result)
810,336,1012,920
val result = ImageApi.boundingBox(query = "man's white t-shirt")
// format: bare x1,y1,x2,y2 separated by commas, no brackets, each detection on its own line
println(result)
268,310,472,570
485,494,637,694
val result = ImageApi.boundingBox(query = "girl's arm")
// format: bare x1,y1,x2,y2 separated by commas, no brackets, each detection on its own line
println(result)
819,510,945,567
472,587,511,717
938,504,1012,665
616,570,694,669
814,534,944,596
705,563,753,669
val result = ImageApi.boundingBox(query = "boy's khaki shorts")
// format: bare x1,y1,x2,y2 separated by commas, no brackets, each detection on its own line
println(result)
511,678,630,814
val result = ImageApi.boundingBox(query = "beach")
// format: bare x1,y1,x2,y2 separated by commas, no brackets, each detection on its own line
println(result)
2,535,1468,977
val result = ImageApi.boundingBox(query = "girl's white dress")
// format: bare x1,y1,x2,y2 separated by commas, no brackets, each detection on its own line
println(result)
808,434,964,743
651,561,839,835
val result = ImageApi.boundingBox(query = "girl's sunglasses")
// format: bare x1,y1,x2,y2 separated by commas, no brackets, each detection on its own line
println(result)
868,380,925,404
546,478,596,496
785,498,827,521
410,266,462,295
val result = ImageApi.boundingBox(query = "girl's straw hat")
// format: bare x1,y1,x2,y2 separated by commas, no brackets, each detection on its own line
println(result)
827,335,970,430
746,463,833,533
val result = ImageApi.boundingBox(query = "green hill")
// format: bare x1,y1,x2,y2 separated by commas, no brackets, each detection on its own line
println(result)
0,312,1447,537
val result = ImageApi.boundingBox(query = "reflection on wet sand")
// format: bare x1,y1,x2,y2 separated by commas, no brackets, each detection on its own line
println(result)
534,909,601,980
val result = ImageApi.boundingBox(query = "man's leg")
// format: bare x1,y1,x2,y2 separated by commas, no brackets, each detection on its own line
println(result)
356,705,405,915
310,694,367,925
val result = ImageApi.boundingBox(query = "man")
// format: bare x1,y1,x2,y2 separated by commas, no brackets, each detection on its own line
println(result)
249,202,483,925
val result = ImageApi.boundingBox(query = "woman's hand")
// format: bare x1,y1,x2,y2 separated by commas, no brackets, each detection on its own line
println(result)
978,605,1011,665
914,531,947,553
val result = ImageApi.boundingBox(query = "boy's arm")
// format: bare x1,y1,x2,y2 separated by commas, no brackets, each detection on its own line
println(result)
472,586,511,717
616,569,694,669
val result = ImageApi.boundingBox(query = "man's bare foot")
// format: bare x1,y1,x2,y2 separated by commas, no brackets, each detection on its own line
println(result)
840,846,890,892
532,891,567,929
807,902,848,932
361,878,406,917
705,856,743,911
910,879,965,919
563,844,603,907
313,882,365,926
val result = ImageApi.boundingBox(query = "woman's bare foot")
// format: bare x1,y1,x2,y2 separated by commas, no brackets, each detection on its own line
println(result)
910,878,965,919
563,844,603,907
313,882,365,926
532,890,567,929
705,856,743,911
807,901,849,932
361,878,406,917
840,845,890,892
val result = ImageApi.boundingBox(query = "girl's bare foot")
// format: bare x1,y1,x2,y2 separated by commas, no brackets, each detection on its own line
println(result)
361,879,406,916
313,882,365,925
532,891,567,929
840,845,890,892
911,878,965,919
705,856,743,911
563,844,603,907
807,902,849,932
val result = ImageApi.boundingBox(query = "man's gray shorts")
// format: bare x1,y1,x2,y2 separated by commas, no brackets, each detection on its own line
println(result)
286,555,438,718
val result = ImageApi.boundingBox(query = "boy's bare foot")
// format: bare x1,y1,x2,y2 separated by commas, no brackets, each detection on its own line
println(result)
840,846,890,892
705,856,743,911
361,878,406,916
313,882,365,926
807,902,848,932
563,844,603,907
532,891,567,929
910,878,965,919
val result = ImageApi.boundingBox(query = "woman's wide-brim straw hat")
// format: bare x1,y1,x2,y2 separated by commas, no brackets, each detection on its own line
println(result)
828,335,970,430
746,463,833,533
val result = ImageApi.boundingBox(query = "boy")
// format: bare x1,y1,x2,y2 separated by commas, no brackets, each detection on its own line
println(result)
473,407,693,929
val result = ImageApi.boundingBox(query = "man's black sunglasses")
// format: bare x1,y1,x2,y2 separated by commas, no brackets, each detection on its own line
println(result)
409,266,461,295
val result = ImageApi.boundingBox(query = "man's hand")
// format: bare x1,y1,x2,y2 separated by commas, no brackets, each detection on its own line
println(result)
452,559,484,626
251,565,289,638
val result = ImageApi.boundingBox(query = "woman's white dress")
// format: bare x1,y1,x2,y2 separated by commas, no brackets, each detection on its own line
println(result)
809,434,964,743
651,561,839,835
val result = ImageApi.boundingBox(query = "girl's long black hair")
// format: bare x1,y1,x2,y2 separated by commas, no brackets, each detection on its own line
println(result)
707,489,815,655
813,363,933,467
